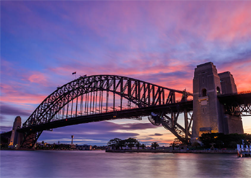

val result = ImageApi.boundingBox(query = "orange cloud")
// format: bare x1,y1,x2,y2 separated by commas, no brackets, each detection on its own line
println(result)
219,60,251,92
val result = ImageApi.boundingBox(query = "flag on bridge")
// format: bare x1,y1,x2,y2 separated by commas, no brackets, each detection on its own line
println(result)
72,72,76,75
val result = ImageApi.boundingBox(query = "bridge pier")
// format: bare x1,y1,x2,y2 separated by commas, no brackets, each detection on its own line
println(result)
8,116,23,149
192,62,243,142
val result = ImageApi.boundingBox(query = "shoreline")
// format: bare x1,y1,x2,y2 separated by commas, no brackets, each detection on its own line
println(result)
106,149,237,154
0,148,237,154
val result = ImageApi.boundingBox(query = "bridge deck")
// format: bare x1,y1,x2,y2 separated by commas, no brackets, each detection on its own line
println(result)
218,93,251,105
17,101,193,133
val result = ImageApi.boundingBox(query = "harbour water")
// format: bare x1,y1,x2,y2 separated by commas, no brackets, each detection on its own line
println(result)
1,150,251,178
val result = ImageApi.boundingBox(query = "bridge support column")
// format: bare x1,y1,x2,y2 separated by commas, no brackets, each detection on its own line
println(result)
20,131,42,149
192,62,244,142
8,116,23,149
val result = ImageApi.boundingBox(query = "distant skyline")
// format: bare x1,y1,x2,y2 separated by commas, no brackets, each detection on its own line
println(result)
1,1,251,146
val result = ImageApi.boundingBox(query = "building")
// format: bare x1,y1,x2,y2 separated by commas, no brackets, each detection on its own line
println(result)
76,144,92,150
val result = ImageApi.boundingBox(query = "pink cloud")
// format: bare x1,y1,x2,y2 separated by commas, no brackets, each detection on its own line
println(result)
1,84,46,105
232,66,251,92
28,72,47,85
218,58,251,92
48,56,194,92
1,94,45,105
4,1,251,44
207,3,251,42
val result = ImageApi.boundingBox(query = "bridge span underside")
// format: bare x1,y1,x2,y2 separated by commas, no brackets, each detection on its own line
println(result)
18,101,193,132
15,75,193,149
218,93,251,116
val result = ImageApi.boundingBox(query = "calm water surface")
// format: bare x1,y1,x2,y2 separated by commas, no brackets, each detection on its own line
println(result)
1,150,251,178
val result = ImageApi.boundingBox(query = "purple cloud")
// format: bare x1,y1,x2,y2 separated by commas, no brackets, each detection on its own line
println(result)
0,103,30,116
0,126,12,133
149,133,163,136
0,115,6,121
38,121,142,145
39,121,157,135
120,123,159,130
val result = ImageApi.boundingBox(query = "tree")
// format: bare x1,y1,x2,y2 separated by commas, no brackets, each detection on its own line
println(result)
170,138,182,150
170,142,175,150
199,133,251,149
125,138,139,149
107,138,121,150
118,139,126,149
151,142,159,149
136,142,141,150
191,141,201,149
141,144,146,150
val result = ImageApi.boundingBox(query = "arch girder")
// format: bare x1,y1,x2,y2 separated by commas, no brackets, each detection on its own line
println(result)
23,75,192,128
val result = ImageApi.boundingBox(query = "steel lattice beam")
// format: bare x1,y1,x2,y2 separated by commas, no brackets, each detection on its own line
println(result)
19,75,193,148
218,93,251,116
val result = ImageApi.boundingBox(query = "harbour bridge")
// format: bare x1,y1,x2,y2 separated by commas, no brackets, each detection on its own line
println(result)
1,62,251,149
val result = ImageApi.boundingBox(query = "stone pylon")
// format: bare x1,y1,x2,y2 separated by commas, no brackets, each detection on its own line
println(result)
192,62,243,142
218,72,243,134
8,116,22,149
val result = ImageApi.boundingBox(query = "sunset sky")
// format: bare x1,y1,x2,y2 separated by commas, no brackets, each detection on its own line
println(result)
1,1,251,146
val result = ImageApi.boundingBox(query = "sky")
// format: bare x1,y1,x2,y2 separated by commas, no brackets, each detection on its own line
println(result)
1,1,251,146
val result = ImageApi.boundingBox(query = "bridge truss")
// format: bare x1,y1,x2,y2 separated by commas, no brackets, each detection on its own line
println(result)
218,93,251,116
19,75,193,148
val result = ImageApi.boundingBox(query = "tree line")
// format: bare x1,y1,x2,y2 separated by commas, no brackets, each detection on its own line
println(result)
107,138,159,150
198,133,251,149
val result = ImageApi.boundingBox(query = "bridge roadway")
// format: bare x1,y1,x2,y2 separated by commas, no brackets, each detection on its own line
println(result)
218,92,251,105
2,93,250,135
218,92,251,116
17,100,193,133
16,93,250,133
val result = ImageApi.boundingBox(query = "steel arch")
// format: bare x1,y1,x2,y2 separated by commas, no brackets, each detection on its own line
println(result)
20,75,193,148
23,75,192,128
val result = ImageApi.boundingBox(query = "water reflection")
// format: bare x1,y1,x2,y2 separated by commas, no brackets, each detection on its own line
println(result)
1,151,251,178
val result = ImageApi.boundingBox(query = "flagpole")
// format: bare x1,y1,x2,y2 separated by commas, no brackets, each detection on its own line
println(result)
72,72,77,79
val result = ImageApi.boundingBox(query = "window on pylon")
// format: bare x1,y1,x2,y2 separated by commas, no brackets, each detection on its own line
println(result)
202,88,207,96
217,87,220,95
